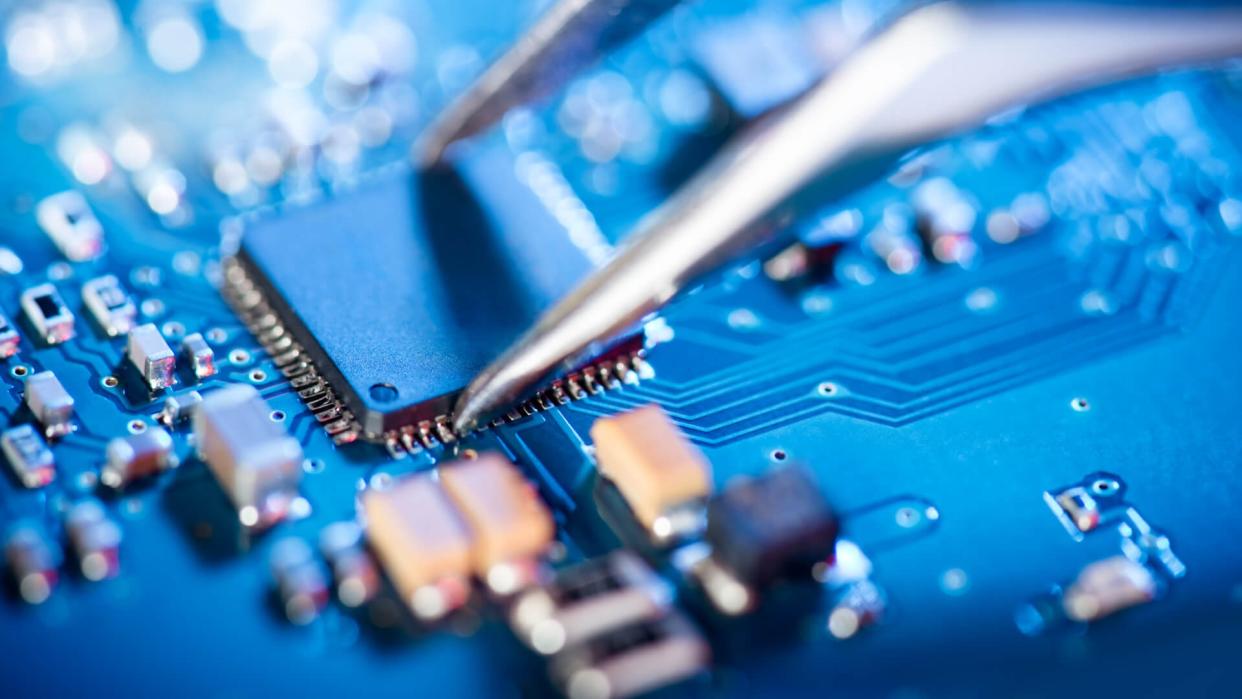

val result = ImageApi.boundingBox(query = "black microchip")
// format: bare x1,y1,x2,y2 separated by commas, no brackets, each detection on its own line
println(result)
232,145,614,439
705,466,838,588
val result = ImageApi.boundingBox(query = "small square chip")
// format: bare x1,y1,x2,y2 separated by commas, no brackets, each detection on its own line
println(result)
226,146,637,447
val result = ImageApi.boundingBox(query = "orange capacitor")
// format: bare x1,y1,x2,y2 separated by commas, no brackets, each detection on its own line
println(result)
363,475,473,610
439,453,554,575
590,405,712,530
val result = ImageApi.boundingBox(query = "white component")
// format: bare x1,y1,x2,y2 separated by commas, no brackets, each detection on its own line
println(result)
23,371,75,439
160,391,203,427
0,312,19,358
20,284,75,345
64,499,122,581
180,333,216,380
194,385,303,529
127,324,176,391
0,246,22,275
1,425,55,488
82,275,137,337
35,191,105,261
102,427,178,489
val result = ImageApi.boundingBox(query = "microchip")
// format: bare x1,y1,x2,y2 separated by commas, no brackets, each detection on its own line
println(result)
226,146,634,446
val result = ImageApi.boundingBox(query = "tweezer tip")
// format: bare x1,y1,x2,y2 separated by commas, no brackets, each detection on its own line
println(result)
412,129,452,170
450,386,488,434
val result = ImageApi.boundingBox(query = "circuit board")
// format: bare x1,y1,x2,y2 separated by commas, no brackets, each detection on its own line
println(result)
3,1,1242,697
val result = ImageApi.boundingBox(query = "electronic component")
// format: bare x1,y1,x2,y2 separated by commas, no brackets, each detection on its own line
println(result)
159,390,203,427
0,312,20,358
363,473,473,621
270,538,330,625
706,466,838,586
1120,512,1186,580
101,427,178,489
4,523,60,604
319,522,381,608
81,275,137,337
695,466,838,614
193,384,303,529
826,580,886,640
1062,556,1157,622
1045,474,1134,541
509,552,673,654
549,613,710,699
438,453,554,594
64,499,122,581
763,239,845,284
225,147,636,446
20,283,76,345
23,371,76,439
913,178,980,268
866,219,923,275
762,210,859,284
35,190,105,261
180,333,216,380
1,424,55,488
127,323,177,391
1055,486,1102,532
591,405,712,543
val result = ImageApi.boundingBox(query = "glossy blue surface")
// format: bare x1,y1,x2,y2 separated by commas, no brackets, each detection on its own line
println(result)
1,1,1241,697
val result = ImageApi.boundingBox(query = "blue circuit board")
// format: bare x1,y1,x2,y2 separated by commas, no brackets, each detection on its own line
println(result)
2,1,1242,697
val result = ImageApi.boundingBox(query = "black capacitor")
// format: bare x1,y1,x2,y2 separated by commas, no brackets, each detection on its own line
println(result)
705,466,838,588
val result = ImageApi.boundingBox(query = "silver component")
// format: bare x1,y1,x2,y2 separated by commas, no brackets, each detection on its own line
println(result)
64,499,122,581
1,424,55,488
20,283,75,345
0,312,20,358
448,2,1242,431
193,384,303,529
180,332,216,380
270,537,329,625
678,543,754,617
127,323,176,391
35,191,105,261
550,613,710,699
23,371,75,439
82,275,137,337
159,391,203,427
509,552,673,654
102,427,178,489
319,521,381,608
4,523,60,604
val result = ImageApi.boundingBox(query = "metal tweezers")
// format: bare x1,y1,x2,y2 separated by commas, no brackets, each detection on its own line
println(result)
415,0,1242,432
